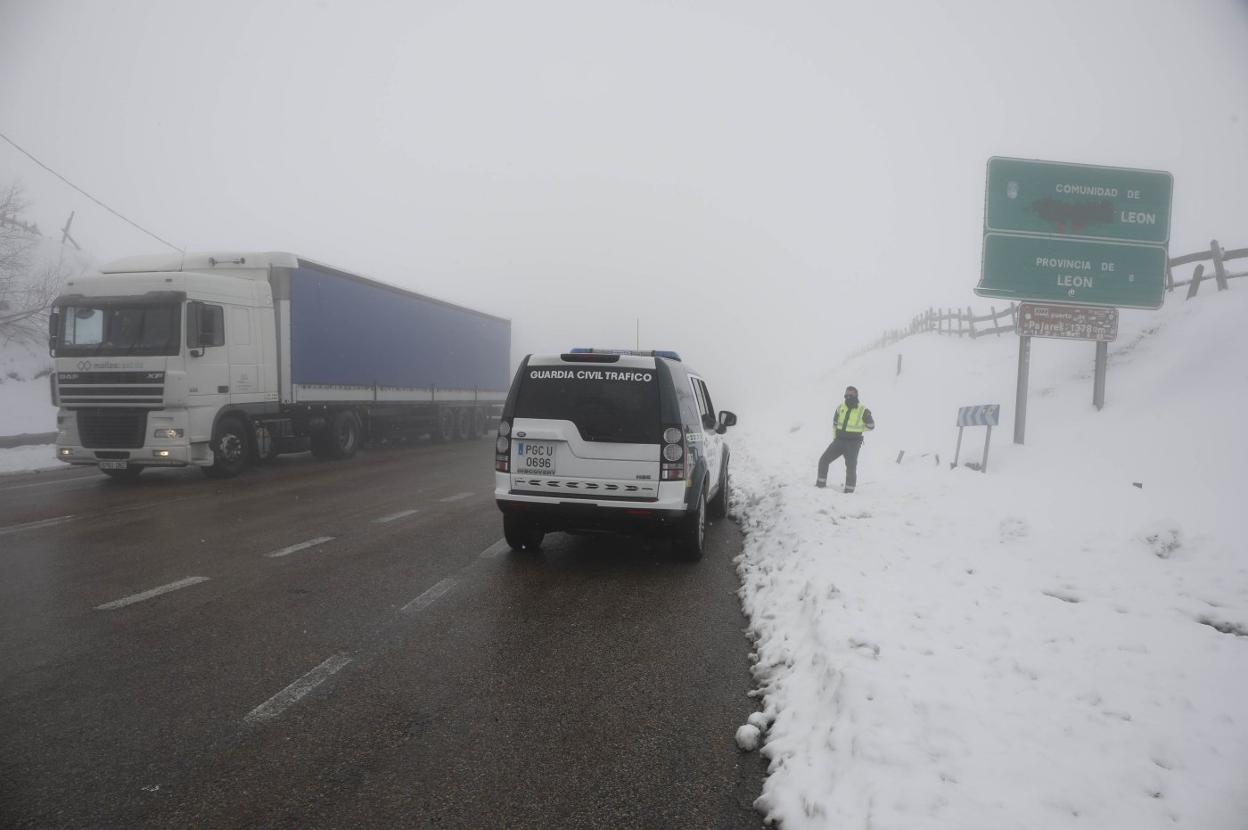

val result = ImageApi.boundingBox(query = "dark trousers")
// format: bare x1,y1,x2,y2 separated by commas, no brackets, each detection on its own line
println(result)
817,436,863,488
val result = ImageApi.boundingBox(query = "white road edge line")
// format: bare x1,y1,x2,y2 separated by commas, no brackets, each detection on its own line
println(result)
480,539,510,558
243,654,352,724
264,536,335,558
0,473,103,493
438,492,474,503
95,576,211,611
374,509,418,524
401,577,456,613
0,514,77,536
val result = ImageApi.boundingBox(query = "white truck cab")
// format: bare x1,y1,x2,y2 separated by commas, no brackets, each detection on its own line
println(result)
493,349,737,560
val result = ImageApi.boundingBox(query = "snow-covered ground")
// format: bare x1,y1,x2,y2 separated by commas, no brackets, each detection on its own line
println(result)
0,341,60,473
0,340,57,435
0,443,60,474
732,289,1248,829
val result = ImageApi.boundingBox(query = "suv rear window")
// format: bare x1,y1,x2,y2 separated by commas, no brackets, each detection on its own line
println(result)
515,368,660,443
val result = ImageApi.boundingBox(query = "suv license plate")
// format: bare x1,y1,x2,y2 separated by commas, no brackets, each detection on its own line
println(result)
515,440,557,476
99,460,128,470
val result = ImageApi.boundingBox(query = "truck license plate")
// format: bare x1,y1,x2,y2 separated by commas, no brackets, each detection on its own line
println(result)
99,460,128,470
515,440,557,476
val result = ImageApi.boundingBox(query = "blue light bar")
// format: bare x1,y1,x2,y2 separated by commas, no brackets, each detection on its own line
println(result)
566,348,682,362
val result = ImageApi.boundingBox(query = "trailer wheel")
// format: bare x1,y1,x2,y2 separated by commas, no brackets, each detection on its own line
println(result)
204,417,252,478
455,409,472,441
471,407,486,438
436,408,456,443
327,410,362,459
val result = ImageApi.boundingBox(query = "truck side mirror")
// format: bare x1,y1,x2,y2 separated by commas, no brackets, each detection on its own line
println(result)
716,410,737,434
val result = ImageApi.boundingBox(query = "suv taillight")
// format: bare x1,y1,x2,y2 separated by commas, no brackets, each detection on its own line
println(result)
495,419,511,472
660,425,685,481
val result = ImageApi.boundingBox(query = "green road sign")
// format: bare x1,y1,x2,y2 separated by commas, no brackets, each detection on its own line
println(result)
985,157,1173,244
977,233,1166,309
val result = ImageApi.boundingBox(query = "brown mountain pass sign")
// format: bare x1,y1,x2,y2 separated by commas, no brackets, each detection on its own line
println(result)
1017,303,1119,342
985,157,1173,245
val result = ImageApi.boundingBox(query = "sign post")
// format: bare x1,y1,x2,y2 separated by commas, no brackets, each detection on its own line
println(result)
1093,341,1108,410
979,157,1172,440
953,404,1000,472
1014,337,1029,444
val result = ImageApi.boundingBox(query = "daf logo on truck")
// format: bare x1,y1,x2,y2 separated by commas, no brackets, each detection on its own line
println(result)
494,348,737,562
49,252,510,482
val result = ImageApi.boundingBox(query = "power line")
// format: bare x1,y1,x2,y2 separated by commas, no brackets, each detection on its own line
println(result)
0,129,182,253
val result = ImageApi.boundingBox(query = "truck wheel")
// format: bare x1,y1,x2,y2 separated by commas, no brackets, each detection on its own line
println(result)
456,409,472,441
204,417,252,478
436,408,456,443
674,489,706,562
102,465,144,483
472,408,486,438
327,410,362,459
708,456,729,519
503,514,545,552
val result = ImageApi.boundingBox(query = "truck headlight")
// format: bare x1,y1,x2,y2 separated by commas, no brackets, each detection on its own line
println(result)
153,428,184,439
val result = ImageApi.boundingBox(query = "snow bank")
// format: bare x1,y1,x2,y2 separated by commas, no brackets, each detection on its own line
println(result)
734,290,1248,829
0,341,57,436
0,444,60,475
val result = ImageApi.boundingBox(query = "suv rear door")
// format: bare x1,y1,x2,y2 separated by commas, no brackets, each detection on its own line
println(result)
509,357,662,500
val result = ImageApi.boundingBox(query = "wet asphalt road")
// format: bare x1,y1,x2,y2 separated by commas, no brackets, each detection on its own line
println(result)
0,438,764,829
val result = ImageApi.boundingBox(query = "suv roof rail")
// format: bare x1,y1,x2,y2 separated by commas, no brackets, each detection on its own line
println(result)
568,348,682,362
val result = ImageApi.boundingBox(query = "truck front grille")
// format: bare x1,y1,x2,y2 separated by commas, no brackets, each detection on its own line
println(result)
58,371,164,408
77,409,149,449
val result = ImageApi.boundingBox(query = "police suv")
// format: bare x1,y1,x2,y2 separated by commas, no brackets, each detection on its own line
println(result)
494,349,737,560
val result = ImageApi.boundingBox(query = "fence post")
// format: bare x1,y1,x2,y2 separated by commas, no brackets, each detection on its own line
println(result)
991,306,999,336
967,305,976,339
1186,264,1205,299
1212,239,1229,291
1165,262,1174,292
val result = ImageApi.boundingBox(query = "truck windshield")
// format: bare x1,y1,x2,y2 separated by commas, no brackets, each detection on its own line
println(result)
514,369,660,443
56,303,182,357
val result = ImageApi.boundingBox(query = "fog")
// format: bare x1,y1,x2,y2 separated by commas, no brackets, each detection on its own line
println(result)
3,0,1246,407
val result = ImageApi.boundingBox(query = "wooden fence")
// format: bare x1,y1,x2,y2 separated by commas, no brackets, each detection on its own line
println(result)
850,238,1245,358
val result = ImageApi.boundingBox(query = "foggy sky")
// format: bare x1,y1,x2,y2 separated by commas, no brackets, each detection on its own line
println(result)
3,0,1246,406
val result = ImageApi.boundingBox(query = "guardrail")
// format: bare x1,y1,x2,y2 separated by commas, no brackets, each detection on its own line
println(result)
850,238,1244,358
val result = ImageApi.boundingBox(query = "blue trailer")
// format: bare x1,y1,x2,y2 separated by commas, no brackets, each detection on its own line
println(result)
50,252,510,479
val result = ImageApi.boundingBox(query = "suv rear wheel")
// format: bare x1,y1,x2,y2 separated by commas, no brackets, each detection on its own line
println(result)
503,514,545,552
674,489,706,561
708,455,729,519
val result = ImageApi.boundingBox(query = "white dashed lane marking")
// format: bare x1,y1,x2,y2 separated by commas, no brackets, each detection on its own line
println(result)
264,536,335,558
438,492,474,503
95,576,211,611
243,654,352,724
479,539,510,558
374,509,418,524
0,515,77,536
401,578,456,613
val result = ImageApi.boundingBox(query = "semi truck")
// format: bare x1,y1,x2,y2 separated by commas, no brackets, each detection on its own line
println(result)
48,252,510,481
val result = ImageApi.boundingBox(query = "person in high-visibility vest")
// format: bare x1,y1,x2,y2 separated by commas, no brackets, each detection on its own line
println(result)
816,385,875,492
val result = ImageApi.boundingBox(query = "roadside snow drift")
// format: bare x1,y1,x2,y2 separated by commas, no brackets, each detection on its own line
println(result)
732,290,1248,829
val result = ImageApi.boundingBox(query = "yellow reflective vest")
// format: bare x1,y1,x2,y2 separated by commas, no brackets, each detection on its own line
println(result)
835,403,869,436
